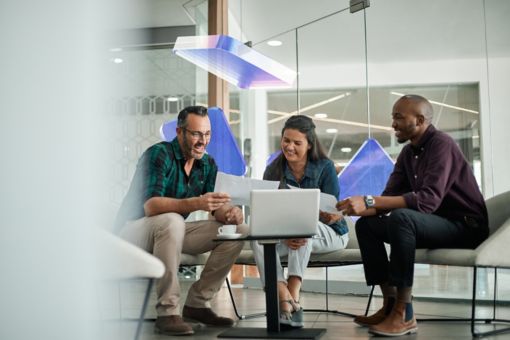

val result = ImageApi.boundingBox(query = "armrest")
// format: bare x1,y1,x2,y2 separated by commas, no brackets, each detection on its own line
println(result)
96,229,165,280
475,217,510,267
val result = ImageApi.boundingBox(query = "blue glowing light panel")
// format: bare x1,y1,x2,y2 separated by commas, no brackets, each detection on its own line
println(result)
266,150,282,166
160,107,246,176
173,35,296,89
338,138,395,200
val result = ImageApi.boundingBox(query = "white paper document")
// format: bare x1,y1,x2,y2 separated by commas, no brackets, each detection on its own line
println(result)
214,172,280,206
287,185,342,215
319,192,343,215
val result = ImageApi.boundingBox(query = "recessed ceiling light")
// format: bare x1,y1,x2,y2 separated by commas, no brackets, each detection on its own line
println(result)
314,113,328,119
267,40,283,47
110,47,122,52
167,97,179,102
113,58,123,64
341,147,352,153
326,128,338,134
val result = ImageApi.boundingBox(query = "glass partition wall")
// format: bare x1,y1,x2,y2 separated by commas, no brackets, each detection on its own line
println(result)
242,0,484,184
105,0,509,301
236,0,506,299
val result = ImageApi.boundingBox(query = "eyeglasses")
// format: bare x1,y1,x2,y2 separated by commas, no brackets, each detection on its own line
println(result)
184,128,211,140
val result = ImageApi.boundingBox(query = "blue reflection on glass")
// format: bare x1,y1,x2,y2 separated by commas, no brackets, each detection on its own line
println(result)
160,107,246,176
338,138,395,200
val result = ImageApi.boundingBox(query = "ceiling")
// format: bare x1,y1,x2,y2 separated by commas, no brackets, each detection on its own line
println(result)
110,0,509,162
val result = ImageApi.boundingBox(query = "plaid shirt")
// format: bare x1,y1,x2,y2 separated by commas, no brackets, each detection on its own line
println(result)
114,138,217,231
264,157,349,236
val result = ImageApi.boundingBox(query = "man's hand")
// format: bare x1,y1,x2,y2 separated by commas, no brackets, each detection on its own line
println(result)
284,238,308,250
196,192,231,212
213,203,244,224
224,206,244,225
319,210,342,225
336,196,367,216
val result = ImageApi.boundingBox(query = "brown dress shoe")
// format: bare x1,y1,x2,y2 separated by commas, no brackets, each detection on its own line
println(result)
369,301,417,337
182,305,234,327
354,297,394,327
154,315,194,335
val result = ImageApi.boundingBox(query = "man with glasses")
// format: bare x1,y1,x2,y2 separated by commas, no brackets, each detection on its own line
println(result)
115,106,247,336
336,95,488,337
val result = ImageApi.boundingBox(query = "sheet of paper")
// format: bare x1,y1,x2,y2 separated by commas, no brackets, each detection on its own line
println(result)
319,192,343,215
287,185,342,215
214,172,279,206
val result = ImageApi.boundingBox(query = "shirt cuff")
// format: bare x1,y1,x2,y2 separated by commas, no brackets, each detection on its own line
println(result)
402,192,418,210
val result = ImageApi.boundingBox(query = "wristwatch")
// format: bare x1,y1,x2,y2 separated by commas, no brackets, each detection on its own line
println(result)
364,195,375,209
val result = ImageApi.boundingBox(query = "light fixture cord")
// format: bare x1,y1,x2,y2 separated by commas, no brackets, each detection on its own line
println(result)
363,7,371,139
482,0,495,196
296,28,301,114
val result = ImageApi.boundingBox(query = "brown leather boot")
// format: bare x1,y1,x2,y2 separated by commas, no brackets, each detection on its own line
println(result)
154,315,194,335
369,300,417,337
354,296,394,327
182,305,235,327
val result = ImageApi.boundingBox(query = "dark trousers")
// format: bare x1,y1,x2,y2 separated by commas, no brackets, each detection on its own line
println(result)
355,209,487,288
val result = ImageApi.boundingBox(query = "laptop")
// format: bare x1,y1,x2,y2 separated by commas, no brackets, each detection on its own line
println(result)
249,189,320,238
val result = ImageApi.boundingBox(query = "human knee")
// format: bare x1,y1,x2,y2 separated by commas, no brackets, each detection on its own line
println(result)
385,209,418,241
355,216,372,237
387,209,414,230
250,240,262,251
236,223,249,236
151,213,185,237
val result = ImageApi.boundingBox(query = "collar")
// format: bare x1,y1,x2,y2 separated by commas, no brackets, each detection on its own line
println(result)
283,158,318,181
170,138,184,160
411,124,436,153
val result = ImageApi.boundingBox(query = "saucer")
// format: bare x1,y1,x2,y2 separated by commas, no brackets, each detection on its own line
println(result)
216,233,243,239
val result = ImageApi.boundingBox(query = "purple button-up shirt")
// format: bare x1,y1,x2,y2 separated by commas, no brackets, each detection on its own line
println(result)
383,125,488,227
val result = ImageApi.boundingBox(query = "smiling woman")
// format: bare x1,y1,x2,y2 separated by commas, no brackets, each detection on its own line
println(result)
250,114,350,328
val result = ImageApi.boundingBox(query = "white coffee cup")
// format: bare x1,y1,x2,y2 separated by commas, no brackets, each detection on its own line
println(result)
218,224,236,235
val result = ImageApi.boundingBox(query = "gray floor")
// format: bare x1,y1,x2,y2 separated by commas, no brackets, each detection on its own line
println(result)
98,274,510,340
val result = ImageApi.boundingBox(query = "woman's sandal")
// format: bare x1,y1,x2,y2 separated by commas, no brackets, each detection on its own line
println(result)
279,299,304,328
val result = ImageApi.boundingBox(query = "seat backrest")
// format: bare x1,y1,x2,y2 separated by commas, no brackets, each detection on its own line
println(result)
486,190,510,235
344,216,359,249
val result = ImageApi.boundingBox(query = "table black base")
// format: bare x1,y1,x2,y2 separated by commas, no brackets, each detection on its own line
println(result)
217,327,326,339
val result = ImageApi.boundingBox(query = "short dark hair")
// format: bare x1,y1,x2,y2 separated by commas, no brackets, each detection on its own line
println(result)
398,94,433,123
177,105,208,128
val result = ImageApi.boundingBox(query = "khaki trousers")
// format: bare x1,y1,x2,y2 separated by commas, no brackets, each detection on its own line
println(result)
118,212,248,316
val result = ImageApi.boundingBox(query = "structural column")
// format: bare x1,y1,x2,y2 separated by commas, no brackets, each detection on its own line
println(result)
208,0,229,119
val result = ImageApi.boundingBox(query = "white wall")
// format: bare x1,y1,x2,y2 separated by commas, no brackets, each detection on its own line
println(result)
485,57,510,195
0,1,124,339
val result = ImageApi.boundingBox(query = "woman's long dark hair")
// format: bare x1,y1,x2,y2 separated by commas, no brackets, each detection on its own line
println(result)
269,115,328,180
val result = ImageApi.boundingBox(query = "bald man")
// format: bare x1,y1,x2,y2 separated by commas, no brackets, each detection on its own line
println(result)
337,95,488,337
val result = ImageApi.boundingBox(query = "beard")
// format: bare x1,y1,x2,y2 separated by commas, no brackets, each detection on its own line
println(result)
397,135,408,144
182,137,206,160
396,122,417,144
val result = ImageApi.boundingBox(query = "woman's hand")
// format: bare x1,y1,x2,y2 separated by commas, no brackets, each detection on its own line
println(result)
284,238,308,250
319,210,342,225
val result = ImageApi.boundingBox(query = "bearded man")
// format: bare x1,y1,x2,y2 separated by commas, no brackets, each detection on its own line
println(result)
115,106,247,336
337,95,488,337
